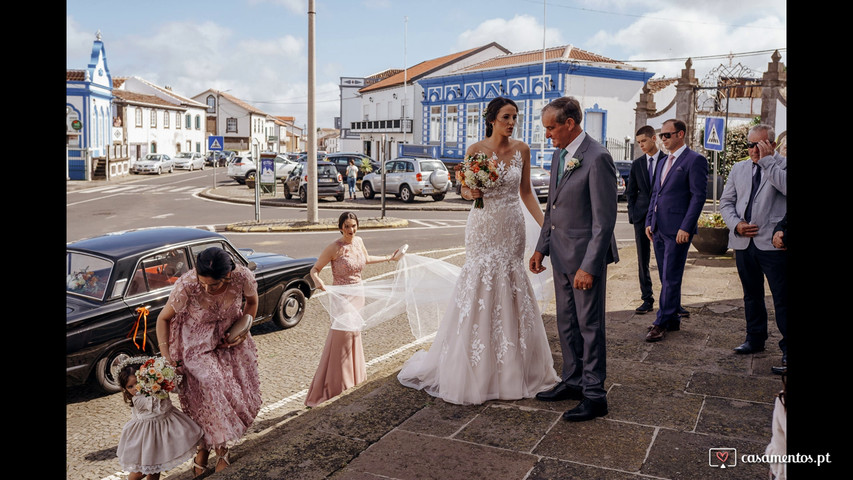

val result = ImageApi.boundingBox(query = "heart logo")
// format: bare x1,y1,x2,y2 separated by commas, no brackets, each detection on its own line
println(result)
715,451,729,463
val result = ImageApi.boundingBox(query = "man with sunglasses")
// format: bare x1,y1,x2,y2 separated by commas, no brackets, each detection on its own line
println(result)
720,124,787,373
644,119,708,342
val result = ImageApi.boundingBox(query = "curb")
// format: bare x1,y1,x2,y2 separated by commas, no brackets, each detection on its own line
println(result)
225,217,410,232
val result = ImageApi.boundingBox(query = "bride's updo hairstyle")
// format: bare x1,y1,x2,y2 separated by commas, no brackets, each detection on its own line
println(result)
338,211,359,230
196,246,236,279
484,96,518,137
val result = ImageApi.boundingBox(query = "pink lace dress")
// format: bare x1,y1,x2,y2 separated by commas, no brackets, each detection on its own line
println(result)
305,237,368,407
167,264,262,448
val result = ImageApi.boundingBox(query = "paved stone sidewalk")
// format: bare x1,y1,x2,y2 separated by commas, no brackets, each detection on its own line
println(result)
163,246,788,480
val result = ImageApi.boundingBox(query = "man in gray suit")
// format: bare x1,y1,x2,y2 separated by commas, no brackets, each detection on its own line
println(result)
530,97,619,422
720,124,786,371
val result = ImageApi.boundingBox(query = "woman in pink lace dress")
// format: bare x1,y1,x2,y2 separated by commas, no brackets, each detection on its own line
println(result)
305,212,401,407
156,247,262,476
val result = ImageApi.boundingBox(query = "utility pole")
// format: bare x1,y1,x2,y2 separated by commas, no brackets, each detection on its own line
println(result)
307,0,318,222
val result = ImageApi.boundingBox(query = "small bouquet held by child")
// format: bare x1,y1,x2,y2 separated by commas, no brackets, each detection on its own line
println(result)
135,356,181,398
457,152,501,208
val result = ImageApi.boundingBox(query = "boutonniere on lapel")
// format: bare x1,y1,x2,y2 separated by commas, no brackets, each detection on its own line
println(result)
565,153,583,174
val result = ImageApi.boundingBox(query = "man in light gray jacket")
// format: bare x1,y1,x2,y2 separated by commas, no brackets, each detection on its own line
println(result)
719,124,786,372
530,97,618,422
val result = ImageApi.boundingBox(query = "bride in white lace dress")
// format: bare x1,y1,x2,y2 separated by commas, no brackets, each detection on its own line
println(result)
398,97,560,404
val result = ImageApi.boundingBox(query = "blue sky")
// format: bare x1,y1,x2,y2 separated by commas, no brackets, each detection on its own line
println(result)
66,0,786,129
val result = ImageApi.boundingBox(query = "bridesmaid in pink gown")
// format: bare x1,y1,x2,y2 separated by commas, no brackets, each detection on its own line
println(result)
305,212,401,407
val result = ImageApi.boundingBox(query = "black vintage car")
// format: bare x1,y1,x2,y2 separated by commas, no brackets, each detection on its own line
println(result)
66,227,316,393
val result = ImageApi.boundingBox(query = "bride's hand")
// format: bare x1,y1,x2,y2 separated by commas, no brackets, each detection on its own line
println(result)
468,188,482,199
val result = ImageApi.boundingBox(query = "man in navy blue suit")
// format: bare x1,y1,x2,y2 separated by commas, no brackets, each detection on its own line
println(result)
644,119,708,342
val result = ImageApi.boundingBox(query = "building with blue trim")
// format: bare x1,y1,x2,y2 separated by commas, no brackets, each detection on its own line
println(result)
66,32,115,180
414,45,654,170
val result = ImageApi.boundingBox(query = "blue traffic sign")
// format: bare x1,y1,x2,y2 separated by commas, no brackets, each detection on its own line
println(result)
704,117,725,152
207,136,224,151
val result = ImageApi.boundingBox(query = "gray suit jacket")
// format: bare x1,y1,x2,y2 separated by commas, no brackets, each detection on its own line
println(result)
719,152,787,251
536,134,619,275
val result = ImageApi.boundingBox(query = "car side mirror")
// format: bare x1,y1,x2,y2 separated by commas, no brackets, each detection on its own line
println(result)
247,261,257,271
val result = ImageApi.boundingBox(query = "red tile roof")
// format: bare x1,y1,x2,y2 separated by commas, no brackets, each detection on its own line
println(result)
67,70,86,81
359,42,510,93
462,45,629,72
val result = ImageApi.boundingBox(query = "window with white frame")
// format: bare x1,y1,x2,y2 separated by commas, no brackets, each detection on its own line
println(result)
226,118,237,133
466,104,480,149
186,141,192,152
445,106,458,144
195,115,201,130
164,110,170,128
185,114,191,129
530,99,546,145
196,142,201,153
429,106,441,143
176,111,181,129
206,95,216,113
512,102,524,141
150,109,157,128
135,107,142,127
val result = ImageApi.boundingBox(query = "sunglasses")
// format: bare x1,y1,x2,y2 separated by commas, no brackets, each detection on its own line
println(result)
659,131,679,139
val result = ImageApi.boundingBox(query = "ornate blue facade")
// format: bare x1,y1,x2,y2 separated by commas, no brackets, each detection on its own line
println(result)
418,58,653,170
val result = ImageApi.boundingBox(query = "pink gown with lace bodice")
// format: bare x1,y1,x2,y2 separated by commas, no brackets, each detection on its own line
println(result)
305,237,368,407
167,264,262,448
398,150,560,404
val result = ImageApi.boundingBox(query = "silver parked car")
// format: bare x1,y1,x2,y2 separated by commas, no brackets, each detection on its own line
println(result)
131,154,174,175
361,157,450,202
173,152,205,171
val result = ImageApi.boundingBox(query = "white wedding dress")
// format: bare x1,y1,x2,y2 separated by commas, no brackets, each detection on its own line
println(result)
397,151,560,405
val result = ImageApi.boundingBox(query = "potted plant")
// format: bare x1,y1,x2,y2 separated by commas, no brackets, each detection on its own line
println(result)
692,212,730,255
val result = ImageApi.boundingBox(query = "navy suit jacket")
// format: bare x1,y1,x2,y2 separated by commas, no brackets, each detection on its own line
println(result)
645,147,708,236
626,150,666,225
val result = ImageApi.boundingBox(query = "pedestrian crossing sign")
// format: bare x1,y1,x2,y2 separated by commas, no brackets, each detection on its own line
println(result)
704,117,725,152
208,136,224,151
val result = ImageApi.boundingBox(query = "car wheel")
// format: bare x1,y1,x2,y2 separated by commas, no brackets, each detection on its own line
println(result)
246,171,256,181
200,163,205,171
400,184,414,203
299,187,307,203
273,287,306,329
169,165,174,173
94,344,141,394
432,193,445,202
284,187,292,200
362,182,375,200
189,165,193,172
157,167,162,175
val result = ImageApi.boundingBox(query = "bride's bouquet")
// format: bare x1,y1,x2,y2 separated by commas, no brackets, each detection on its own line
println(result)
458,152,500,208
135,356,180,399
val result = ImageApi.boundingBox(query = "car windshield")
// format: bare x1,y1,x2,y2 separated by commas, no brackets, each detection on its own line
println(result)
176,153,191,158
145,155,162,161
418,160,446,172
66,252,113,301
318,165,338,177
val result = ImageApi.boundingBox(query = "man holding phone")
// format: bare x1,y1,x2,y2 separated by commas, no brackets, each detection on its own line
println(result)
719,124,787,371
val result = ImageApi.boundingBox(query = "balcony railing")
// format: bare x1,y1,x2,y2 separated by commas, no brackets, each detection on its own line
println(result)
350,118,412,134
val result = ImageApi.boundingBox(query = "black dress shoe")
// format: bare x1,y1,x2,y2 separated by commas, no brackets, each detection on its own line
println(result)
771,353,787,374
635,301,654,314
562,397,608,422
678,306,690,318
733,341,765,354
536,381,583,401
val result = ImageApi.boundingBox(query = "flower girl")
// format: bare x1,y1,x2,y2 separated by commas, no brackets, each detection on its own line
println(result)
115,357,204,479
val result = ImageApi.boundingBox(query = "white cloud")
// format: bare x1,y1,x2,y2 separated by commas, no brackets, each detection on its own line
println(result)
455,14,565,53
66,16,98,66
248,0,305,14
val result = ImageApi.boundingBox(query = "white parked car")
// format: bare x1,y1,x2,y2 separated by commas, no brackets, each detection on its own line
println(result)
131,154,174,175
361,156,450,202
173,152,205,171
228,154,298,184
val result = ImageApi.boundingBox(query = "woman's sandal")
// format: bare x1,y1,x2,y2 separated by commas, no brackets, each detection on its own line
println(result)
193,447,210,477
215,449,230,472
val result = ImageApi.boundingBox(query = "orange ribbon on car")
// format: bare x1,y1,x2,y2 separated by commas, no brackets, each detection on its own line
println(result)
128,306,150,351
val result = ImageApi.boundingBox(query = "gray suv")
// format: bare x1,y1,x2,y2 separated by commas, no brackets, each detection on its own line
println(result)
361,157,450,202
283,161,345,202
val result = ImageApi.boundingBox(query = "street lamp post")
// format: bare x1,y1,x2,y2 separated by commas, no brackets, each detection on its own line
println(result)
306,0,318,223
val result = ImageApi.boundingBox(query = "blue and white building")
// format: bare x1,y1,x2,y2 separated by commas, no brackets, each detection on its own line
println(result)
414,45,655,169
66,32,115,180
